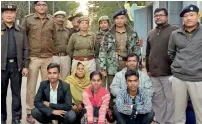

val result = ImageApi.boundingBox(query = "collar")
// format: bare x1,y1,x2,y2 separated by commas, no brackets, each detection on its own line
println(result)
1,22,20,31
176,23,201,34
110,24,134,35
156,23,169,29
184,23,200,33
127,88,139,96
34,13,49,19
50,81,59,91
77,31,92,36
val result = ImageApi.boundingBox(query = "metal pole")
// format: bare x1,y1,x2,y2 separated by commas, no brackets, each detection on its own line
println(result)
28,1,30,14
52,1,54,15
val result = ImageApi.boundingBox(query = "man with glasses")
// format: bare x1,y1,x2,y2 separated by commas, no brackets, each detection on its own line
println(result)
21,1,56,123
53,11,71,79
146,8,178,124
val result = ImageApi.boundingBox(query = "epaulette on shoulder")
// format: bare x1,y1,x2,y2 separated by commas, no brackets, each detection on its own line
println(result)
24,13,34,19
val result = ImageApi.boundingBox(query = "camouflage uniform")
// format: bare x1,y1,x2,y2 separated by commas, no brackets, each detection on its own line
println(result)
99,25,141,75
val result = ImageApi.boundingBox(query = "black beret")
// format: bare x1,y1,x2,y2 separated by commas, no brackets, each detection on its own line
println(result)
1,4,17,12
113,9,127,19
180,4,199,17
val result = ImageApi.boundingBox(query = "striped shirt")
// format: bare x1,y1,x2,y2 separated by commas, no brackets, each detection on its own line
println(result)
116,88,152,115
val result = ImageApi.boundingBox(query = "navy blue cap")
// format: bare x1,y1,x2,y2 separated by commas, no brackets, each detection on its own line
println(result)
113,9,127,19
180,4,199,17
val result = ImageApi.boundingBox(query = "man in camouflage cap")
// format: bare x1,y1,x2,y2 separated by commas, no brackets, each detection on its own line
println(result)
52,10,71,79
95,15,110,88
1,4,29,124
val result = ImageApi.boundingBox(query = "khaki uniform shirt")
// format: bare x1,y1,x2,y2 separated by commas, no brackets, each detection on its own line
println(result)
116,31,128,57
67,31,96,58
21,13,56,58
54,27,71,54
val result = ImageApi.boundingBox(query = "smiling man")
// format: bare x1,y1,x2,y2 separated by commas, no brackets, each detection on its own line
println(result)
168,4,202,124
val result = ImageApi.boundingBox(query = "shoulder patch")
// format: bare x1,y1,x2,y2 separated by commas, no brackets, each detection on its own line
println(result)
24,13,34,19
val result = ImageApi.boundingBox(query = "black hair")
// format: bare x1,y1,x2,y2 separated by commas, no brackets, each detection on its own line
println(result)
90,71,102,80
127,53,139,62
47,63,60,73
34,1,47,5
125,69,139,80
154,8,168,16
77,62,84,67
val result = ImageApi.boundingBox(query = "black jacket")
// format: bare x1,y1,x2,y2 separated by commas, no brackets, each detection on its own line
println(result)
34,80,72,116
1,23,29,70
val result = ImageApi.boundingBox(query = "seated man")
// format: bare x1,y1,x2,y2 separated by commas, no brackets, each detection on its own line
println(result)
110,53,152,102
114,70,154,124
31,63,76,124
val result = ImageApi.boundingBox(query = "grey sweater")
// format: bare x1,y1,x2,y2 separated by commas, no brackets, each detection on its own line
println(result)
168,24,202,81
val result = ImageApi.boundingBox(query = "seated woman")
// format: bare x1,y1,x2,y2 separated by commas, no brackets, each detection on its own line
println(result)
81,71,114,124
64,62,90,124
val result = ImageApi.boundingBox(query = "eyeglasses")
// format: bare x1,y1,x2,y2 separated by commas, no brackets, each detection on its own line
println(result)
154,14,167,18
36,4,47,7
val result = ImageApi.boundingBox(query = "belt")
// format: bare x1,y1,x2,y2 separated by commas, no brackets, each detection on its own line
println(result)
118,56,127,61
74,56,94,61
54,53,67,56
7,59,17,63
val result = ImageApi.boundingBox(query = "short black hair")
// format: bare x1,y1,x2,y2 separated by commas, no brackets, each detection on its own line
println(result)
90,71,102,80
127,53,139,62
34,1,47,5
154,8,168,16
77,62,84,67
47,63,60,73
125,69,139,80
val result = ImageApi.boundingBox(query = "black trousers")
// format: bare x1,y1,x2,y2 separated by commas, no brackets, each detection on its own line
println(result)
32,108,76,124
1,62,22,121
114,107,154,124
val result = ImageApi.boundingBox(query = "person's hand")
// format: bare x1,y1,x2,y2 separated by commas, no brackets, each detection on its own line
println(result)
43,101,50,107
22,68,28,77
147,72,152,77
52,110,67,117
72,105,78,112
100,70,107,77
77,104,83,112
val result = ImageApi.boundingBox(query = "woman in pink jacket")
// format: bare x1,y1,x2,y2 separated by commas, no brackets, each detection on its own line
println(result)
81,71,114,124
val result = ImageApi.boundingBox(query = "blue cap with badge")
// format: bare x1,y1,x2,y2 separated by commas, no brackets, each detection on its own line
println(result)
113,9,127,19
180,4,199,17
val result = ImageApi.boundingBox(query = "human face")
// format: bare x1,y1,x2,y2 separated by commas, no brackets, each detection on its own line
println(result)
75,64,85,78
2,10,16,23
91,75,102,91
72,17,80,27
99,20,109,31
183,12,200,28
34,1,47,14
126,56,138,71
126,75,139,91
54,15,65,25
79,20,89,31
48,67,60,83
114,15,126,27
154,10,168,26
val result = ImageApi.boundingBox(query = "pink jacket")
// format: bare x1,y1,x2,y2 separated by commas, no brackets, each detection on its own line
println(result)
82,87,110,124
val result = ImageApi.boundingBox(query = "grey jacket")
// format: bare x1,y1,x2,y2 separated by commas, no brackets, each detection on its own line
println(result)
1,23,29,70
168,24,202,81
110,68,152,99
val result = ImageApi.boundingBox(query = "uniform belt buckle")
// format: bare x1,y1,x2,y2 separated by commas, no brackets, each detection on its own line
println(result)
84,58,88,61
8,59,14,63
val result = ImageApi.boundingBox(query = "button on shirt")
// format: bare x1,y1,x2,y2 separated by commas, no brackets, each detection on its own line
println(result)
50,83,59,104
7,24,17,59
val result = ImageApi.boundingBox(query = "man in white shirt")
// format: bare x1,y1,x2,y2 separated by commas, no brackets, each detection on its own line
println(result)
31,63,76,124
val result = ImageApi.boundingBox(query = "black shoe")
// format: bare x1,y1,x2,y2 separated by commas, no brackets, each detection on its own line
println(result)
1,120,6,124
12,120,21,124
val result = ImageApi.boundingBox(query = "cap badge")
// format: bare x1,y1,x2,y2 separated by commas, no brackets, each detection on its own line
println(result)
190,7,193,10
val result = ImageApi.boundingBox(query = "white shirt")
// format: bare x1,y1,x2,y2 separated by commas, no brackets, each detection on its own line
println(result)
50,83,59,104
